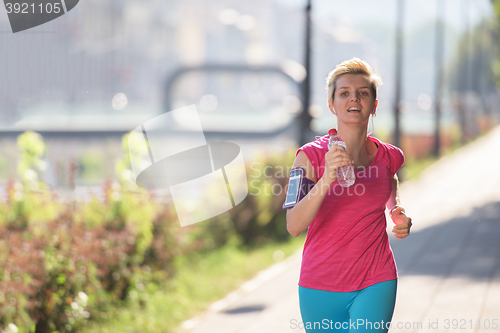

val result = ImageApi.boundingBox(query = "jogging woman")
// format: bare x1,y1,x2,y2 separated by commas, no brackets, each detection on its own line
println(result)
286,58,412,333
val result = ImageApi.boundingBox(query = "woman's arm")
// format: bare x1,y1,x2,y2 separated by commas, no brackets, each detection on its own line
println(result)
386,174,412,238
386,174,401,210
286,146,352,237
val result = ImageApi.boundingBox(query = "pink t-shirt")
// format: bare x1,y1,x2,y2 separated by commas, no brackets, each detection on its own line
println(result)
297,134,404,292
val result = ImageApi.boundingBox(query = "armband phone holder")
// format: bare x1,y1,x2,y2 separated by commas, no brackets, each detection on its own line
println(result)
282,167,315,209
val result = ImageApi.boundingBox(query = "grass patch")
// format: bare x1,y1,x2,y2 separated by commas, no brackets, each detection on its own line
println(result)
81,235,306,333
402,156,440,181
402,139,466,181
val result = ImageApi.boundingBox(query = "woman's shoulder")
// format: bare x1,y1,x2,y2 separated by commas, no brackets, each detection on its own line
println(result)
369,136,405,175
295,135,328,174
299,134,329,153
369,136,404,156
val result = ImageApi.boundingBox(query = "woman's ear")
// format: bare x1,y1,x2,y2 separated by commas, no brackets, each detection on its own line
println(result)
329,104,337,115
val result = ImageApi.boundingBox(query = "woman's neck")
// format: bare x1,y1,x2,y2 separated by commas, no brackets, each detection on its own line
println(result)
336,124,369,160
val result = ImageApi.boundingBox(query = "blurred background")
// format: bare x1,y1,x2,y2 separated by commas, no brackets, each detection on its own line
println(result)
0,0,498,187
1,0,500,332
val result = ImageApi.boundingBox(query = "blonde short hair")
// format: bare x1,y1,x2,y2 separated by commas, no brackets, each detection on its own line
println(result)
325,58,382,107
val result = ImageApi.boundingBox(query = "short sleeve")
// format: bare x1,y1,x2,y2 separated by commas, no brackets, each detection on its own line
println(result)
296,137,328,181
385,144,405,177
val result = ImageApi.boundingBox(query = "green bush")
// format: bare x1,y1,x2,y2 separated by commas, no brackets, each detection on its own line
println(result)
0,132,62,229
226,149,296,246
0,131,295,332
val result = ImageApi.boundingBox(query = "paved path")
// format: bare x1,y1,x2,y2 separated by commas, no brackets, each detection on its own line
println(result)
180,126,500,333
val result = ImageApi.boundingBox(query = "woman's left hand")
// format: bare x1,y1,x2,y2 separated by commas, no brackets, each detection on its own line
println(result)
390,207,412,239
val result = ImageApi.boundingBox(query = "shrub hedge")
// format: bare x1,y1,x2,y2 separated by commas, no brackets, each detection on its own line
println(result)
0,131,295,333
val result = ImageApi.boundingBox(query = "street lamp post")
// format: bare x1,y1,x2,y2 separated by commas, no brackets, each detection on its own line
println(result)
393,0,404,149
299,0,313,146
457,0,471,144
433,0,445,157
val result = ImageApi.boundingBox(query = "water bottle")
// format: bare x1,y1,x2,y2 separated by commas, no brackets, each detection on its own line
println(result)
328,129,355,187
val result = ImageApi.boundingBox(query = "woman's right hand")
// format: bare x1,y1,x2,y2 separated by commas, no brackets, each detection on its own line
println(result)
322,145,354,185
286,149,351,237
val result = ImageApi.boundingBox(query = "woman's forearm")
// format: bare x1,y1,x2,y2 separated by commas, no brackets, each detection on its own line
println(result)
286,177,332,237
386,174,401,210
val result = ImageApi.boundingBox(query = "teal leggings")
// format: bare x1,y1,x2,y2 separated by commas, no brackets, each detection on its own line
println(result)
298,279,397,332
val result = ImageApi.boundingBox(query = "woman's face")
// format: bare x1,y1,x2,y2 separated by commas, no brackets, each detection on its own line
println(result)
330,74,377,125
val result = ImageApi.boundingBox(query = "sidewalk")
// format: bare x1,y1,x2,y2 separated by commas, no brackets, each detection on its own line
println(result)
180,126,500,333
